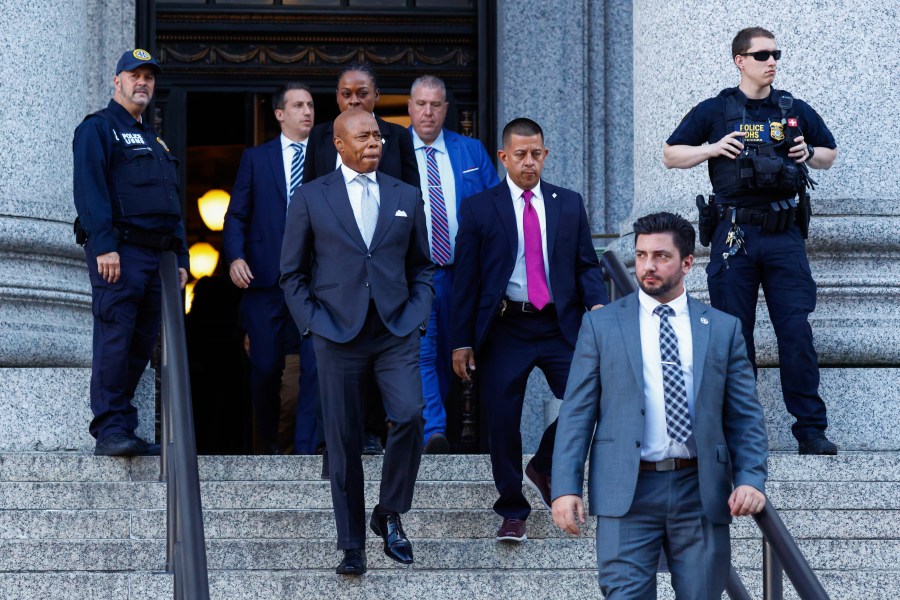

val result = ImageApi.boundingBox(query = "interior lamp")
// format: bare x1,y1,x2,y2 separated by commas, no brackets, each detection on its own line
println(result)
188,242,219,280
197,188,230,231
184,280,197,314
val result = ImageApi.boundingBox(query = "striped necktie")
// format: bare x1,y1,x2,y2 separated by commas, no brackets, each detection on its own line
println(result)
424,146,451,265
654,304,692,443
289,142,305,200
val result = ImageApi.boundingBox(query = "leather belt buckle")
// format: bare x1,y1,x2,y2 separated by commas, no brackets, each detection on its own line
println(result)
520,301,535,313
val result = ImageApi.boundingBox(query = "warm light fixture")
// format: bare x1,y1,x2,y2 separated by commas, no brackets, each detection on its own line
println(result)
197,188,230,231
188,242,219,279
184,280,197,314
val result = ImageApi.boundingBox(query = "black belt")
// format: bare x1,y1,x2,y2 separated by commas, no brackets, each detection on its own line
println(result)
639,457,697,472
719,206,767,227
115,226,182,252
497,298,556,317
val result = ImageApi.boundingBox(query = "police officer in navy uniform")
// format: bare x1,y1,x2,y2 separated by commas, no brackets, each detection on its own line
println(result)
663,27,839,455
73,49,189,456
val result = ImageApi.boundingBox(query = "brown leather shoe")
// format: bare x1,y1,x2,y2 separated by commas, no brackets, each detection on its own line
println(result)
524,457,552,511
495,517,526,543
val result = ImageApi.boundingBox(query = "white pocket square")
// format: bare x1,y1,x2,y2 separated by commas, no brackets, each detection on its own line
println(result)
395,210,408,217
462,167,479,173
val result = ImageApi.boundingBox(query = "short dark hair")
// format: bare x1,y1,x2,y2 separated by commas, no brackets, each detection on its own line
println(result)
272,81,312,112
732,27,775,58
632,212,695,259
501,118,543,148
337,63,379,89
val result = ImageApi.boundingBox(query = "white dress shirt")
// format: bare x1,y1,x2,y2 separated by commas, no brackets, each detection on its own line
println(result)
280,133,307,200
412,129,457,264
638,288,696,461
505,175,553,303
340,164,380,238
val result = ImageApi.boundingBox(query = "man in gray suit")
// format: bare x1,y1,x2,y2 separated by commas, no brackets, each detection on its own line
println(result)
281,109,434,576
551,212,768,598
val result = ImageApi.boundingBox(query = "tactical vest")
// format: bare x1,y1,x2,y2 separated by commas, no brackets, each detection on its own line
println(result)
708,88,803,199
85,110,182,220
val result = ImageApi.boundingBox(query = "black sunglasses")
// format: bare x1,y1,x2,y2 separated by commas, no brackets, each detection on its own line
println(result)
738,50,782,61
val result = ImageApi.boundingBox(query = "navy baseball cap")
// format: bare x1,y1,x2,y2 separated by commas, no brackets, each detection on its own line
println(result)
115,49,162,75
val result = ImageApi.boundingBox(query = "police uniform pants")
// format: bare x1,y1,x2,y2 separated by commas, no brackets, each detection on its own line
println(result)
85,241,163,441
706,222,828,441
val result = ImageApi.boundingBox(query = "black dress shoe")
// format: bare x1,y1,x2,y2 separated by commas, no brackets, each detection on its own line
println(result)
127,433,161,456
424,433,451,454
798,431,838,455
320,447,330,480
335,548,366,575
362,431,384,455
95,433,142,457
369,507,414,564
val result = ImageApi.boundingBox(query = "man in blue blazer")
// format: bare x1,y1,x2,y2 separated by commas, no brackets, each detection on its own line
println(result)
407,75,500,453
281,109,434,575
551,212,768,598
451,118,608,542
303,64,420,454
223,82,319,454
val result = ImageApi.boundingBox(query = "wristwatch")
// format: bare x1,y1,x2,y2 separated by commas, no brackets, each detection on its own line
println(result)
806,144,815,160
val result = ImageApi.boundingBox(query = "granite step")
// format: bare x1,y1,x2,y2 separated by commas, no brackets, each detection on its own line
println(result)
2,452,898,483
2,507,890,542
1,569,899,600
0,537,896,572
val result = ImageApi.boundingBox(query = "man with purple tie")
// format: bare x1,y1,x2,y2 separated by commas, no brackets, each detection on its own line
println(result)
450,118,608,541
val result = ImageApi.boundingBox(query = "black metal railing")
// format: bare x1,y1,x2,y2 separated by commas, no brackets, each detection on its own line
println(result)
159,252,211,600
596,248,829,600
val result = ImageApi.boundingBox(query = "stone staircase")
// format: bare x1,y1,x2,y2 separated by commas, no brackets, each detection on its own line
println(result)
0,452,897,599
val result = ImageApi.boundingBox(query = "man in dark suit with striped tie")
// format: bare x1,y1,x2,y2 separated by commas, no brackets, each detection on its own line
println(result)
223,82,320,454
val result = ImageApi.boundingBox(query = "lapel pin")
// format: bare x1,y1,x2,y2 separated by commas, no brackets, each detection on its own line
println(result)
552,192,557,198
700,317,709,325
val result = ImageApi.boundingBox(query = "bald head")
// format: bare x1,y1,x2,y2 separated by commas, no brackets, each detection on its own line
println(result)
333,108,383,173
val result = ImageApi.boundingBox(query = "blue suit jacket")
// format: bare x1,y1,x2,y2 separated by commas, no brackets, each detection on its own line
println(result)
280,169,435,343
409,128,500,210
223,137,289,288
450,180,608,351
551,293,769,525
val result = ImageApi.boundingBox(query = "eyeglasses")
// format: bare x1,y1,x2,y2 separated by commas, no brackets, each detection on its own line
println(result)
738,50,782,61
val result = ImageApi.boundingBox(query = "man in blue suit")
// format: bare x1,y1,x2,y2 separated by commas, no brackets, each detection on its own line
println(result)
451,118,608,542
281,109,434,575
407,75,500,453
223,82,319,454
551,212,768,598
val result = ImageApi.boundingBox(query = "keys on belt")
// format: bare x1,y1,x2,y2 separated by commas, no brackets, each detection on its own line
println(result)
639,457,698,472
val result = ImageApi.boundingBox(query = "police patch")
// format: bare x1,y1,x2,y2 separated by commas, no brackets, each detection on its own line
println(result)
157,137,170,152
770,122,785,142
133,49,152,61
122,133,145,146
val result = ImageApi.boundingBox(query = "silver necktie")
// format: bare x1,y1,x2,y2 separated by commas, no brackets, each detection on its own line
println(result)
358,174,378,247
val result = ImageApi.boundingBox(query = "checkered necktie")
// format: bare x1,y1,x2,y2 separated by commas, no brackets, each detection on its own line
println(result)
424,146,451,265
654,304,692,443
289,142,305,200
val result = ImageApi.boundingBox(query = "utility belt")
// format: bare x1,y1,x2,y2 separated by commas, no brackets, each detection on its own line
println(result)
73,217,182,252
696,192,811,246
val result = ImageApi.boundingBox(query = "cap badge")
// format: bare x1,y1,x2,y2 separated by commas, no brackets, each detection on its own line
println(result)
133,49,152,61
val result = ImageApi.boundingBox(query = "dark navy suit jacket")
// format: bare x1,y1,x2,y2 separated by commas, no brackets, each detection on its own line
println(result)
222,136,290,288
280,169,434,343
303,115,420,188
450,180,609,352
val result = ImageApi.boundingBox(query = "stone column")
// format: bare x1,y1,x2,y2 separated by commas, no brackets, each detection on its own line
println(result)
0,1,152,451
625,1,900,450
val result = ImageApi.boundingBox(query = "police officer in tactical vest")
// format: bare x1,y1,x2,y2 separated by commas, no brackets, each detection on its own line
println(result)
73,49,189,456
663,27,838,455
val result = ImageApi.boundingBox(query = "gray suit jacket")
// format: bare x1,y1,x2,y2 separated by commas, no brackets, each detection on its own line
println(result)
279,168,434,343
551,293,768,525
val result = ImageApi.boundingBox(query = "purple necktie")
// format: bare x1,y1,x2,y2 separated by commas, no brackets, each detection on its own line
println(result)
523,189,550,309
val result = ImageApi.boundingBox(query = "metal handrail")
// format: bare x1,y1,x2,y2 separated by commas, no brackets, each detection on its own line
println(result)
596,248,829,599
159,252,211,600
